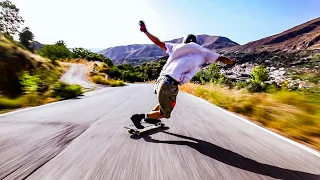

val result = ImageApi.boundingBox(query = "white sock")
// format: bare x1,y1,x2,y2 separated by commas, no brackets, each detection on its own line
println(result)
145,113,148,119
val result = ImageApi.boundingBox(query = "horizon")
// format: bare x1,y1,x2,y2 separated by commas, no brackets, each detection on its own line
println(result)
10,0,320,49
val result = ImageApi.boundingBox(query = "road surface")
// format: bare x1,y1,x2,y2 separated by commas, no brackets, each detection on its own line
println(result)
0,83,319,180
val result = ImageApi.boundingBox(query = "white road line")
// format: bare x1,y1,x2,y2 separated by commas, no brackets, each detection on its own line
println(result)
184,92,320,158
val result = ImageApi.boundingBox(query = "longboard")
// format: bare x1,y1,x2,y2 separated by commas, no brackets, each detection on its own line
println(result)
125,121,165,135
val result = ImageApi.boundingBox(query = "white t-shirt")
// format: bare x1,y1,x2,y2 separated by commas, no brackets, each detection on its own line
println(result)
160,42,220,85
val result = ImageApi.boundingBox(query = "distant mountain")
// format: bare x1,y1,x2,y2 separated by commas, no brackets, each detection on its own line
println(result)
220,17,320,53
98,34,239,63
32,41,44,51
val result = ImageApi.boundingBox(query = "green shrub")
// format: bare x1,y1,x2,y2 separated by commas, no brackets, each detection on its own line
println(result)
108,66,122,79
20,94,41,106
109,79,125,87
250,65,269,82
247,65,269,92
52,82,83,99
39,44,73,60
91,75,110,85
217,74,234,88
235,81,248,89
247,81,267,93
32,67,61,93
0,97,22,109
19,71,40,94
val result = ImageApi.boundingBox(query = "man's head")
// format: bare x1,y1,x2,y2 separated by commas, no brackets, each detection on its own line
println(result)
183,34,197,44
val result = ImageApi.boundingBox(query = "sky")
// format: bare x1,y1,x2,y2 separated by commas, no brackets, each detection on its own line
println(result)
9,0,320,49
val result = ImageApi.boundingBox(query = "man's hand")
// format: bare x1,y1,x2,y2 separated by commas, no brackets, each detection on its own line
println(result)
217,56,234,65
139,21,147,33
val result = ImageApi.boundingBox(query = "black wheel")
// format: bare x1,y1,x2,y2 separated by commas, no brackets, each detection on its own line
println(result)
160,123,165,127
128,129,135,134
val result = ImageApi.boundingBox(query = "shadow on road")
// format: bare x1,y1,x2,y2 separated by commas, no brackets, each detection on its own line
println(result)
133,130,319,180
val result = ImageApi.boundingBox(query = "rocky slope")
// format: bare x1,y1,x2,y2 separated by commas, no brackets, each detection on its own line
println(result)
220,17,320,53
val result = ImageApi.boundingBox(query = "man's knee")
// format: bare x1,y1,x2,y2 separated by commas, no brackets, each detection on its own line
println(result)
161,111,171,119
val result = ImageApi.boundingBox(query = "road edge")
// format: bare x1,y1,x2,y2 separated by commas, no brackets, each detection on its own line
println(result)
183,92,320,158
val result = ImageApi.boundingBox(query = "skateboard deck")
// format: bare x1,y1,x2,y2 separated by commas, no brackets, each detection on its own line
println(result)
125,121,165,135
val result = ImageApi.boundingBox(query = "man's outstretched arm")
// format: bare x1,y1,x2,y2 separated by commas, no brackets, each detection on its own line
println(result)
139,21,166,51
205,49,234,66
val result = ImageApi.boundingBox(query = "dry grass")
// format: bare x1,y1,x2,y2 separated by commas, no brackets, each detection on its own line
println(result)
91,75,125,87
179,83,320,151
63,59,101,67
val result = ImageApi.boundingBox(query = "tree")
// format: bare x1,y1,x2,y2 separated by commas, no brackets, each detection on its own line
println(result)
247,65,269,92
0,0,24,35
55,40,67,47
19,27,34,51
39,44,73,61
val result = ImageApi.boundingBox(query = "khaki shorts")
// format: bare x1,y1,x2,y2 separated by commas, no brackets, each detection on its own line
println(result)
154,75,179,118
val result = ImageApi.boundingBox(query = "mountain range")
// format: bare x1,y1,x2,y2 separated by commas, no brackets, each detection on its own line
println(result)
98,35,239,61
97,17,320,64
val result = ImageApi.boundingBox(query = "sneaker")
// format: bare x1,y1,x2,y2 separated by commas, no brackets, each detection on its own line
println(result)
144,118,161,125
130,114,144,129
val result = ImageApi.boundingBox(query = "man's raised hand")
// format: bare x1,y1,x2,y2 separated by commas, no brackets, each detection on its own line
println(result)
139,20,147,33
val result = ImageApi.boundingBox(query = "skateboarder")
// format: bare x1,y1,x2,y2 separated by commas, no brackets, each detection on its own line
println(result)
131,20,234,129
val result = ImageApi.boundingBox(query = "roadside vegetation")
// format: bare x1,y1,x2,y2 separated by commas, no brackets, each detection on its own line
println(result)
0,1,83,113
180,54,320,151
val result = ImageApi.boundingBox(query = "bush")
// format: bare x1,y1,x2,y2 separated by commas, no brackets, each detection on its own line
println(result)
108,79,125,87
192,63,222,83
250,65,269,82
217,74,234,88
247,65,269,92
20,94,41,106
19,71,40,94
52,82,83,99
107,66,122,79
0,94,42,109
32,67,61,93
0,97,22,109
235,81,248,89
39,44,73,60
91,75,110,85
247,81,267,93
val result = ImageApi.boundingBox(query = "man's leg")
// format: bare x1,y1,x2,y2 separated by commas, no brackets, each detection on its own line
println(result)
146,110,163,119
152,104,160,111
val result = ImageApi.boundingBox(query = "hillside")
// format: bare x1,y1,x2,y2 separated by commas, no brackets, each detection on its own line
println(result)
0,35,62,97
220,17,320,53
98,34,239,64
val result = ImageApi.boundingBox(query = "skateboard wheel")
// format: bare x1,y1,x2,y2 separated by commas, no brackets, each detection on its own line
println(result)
160,123,165,127
135,131,141,135
128,129,134,134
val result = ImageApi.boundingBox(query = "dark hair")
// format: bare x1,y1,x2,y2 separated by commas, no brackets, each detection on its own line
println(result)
183,34,197,44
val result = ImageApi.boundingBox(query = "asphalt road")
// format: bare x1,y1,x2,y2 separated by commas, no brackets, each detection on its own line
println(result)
0,84,319,180
0,64,319,180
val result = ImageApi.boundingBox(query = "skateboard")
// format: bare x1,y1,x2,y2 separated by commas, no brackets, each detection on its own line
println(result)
125,121,165,135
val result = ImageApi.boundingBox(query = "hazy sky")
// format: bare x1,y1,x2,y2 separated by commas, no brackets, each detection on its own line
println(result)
10,0,320,49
